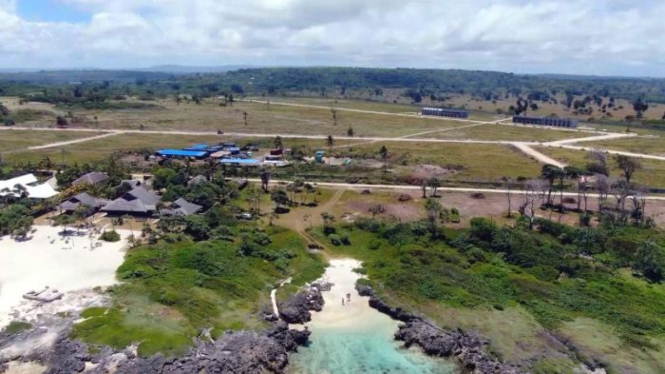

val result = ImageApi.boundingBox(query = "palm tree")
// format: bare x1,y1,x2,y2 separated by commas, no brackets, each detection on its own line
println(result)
379,145,388,173
326,135,334,164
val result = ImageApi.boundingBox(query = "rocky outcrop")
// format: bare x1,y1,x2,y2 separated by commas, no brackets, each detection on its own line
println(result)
277,282,328,324
356,283,525,374
0,287,318,374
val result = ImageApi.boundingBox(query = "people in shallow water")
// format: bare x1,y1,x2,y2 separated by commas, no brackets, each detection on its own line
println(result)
346,293,351,303
342,298,345,306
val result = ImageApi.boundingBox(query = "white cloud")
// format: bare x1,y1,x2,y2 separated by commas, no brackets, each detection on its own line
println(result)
0,0,664,76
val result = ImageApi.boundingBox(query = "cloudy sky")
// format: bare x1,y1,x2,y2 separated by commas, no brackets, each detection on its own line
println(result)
0,0,663,76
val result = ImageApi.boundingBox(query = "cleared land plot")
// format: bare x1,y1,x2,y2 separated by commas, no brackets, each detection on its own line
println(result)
535,146,665,188
10,98,468,137
583,136,665,156
425,123,591,142
352,142,543,181
3,133,224,164
0,130,105,153
4,132,542,182
249,96,500,121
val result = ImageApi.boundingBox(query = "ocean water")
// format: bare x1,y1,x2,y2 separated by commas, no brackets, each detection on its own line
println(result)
286,259,456,374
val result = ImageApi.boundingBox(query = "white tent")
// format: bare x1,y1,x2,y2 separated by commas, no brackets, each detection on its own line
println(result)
0,174,59,200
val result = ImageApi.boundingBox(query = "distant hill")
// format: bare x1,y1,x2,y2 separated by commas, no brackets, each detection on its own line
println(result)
0,70,174,84
138,65,256,74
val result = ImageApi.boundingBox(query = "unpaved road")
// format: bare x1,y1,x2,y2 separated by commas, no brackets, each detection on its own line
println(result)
28,132,123,150
248,178,665,201
1,125,661,166
512,143,567,168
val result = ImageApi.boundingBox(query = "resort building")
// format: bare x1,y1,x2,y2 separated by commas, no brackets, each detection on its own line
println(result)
72,172,109,186
58,192,109,214
160,198,202,217
0,174,58,200
101,187,161,216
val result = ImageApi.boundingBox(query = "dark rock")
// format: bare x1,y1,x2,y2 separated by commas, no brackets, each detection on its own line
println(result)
357,282,524,374
398,194,412,202
278,284,324,324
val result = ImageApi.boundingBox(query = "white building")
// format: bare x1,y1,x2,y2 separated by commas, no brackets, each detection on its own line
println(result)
0,174,59,200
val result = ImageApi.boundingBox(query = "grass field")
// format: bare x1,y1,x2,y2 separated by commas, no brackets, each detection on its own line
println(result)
3,132,543,183
2,94,604,143
535,146,665,188
426,123,591,142
0,130,105,153
584,136,665,156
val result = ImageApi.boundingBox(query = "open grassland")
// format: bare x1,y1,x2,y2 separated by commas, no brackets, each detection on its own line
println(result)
351,142,543,181
3,95,598,142
3,133,223,164
535,146,665,188
0,129,105,153
427,123,591,142
5,132,543,183
583,136,665,156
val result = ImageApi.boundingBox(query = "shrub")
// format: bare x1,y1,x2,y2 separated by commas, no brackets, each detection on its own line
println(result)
100,230,121,242
329,234,342,246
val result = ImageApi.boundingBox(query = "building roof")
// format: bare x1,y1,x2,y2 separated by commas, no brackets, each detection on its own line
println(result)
187,175,208,187
160,198,202,216
102,187,160,214
0,174,58,200
119,180,142,189
59,192,109,212
158,149,208,157
184,144,209,151
72,172,109,186
220,158,260,165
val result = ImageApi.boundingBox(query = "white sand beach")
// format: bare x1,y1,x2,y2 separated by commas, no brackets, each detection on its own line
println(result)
0,225,130,328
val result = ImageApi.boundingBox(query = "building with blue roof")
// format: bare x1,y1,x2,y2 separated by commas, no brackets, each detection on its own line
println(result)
157,149,208,159
220,158,260,166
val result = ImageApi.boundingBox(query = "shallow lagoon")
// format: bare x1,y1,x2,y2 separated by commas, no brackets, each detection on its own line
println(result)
287,259,456,374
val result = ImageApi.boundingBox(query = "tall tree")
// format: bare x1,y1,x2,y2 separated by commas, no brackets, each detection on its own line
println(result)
273,136,284,150
379,145,388,173
331,108,338,126
428,177,441,197
326,135,334,164
540,164,563,207
347,126,354,150
615,155,642,185
424,198,443,237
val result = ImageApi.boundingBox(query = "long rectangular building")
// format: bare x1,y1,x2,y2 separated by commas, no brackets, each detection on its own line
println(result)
513,115,578,128
421,107,469,119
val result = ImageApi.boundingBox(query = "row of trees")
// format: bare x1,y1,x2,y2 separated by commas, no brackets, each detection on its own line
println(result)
510,152,646,229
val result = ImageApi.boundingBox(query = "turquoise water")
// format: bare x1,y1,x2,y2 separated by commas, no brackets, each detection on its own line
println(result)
288,325,456,374
286,259,456,374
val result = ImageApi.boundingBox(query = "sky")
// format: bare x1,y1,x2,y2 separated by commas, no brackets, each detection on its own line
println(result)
0,0,663,76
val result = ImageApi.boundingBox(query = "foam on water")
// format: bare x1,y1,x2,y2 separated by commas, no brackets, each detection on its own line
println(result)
287,259,456,374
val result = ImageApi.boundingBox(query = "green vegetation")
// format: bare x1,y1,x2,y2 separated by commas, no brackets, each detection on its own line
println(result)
312,208,665,372
1,321,32,335
100,230,121,242
0,203,34,238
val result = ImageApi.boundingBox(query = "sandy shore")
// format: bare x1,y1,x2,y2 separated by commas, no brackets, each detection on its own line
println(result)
296,259,382,331
0,225,130,328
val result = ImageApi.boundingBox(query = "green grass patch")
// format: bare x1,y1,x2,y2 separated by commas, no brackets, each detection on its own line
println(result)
1,321,32,335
